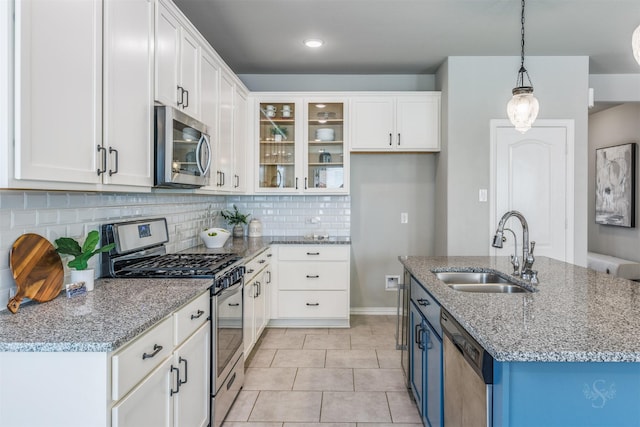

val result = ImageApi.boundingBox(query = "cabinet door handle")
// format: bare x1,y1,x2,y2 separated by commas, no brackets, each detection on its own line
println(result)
234,174,239,188
306,275,319,279
389,133,392,146
97,145,107,175
108,147,119,176
221,171,225,186
295,177,299,190
178,357,188,385
425,327,433,350
415,325,425,350
267,271,272,283
306,302,320,306
397,133,401,146
183,89,189,108
142,344,163,360
170,365,181,395
228,302,240,307
416,298,430,306
191,309,205,320
306,252,320,256
305,177,308,189
177,85,183,106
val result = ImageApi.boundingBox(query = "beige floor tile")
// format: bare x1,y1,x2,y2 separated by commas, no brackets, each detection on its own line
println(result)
293,368,354,391
271,349,326,368
258,334,305,350
285,328,329,335
248,348,277,368
325,349,379,368
263,328,286,336
376,349,402,369
321,391,391,423
386,391,423,423
250,391,322,422
285,424,355,427
354,368,407,391
244,367,297,390
328,324,373,335
223,423,283,427
224,390,259,421
356,424,422,427
303,334,350,350
350,333,396,350
370,322,398,335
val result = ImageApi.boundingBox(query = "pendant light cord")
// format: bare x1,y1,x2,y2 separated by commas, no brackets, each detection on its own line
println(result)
520,0,526,68
516,0,533,89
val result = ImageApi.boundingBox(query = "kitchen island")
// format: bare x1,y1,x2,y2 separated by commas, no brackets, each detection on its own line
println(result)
401,256,640,427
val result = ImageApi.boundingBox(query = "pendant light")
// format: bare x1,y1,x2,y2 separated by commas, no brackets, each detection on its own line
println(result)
507,0,539,133
633,24,640,66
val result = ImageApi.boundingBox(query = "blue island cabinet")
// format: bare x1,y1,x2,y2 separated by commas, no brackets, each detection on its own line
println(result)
492,361,640,427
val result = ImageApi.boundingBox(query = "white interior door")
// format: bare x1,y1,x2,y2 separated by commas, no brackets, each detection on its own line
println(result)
490,120,575,263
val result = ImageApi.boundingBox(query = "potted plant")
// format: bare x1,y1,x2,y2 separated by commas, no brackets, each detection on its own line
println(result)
221,205,251,237
55,230,115,291
270,125,288,141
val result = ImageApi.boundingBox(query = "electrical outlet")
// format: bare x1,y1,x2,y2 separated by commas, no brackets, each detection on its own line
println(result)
385,275,400,291
400,213,408,224
479,189,488,202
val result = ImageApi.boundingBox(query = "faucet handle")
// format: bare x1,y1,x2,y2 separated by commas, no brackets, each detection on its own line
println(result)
529,241,536,255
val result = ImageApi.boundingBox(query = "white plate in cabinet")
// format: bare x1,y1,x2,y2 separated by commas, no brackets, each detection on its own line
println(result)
278,291,348,319
278,245,349,261
112,316,173,401
278,262,348,290
174,292,209,346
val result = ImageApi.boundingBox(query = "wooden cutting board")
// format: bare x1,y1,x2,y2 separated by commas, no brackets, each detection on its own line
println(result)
7,233,64,314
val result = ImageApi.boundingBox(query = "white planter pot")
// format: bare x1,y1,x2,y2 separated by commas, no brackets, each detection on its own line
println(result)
71,269,95,291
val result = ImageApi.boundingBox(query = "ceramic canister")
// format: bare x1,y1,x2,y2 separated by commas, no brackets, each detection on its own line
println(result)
248,218,263,237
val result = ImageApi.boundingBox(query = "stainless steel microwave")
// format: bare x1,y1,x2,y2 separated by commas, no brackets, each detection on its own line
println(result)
154,106,212,188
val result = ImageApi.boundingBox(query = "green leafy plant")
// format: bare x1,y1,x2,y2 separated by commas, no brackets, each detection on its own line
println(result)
270,126,288,137
220,205,251,226
55,230,115,271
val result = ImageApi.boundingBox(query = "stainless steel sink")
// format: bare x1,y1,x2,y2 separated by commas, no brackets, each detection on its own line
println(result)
433,271,531,293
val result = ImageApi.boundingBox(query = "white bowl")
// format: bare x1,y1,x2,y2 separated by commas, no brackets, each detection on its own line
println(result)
199,228,231,248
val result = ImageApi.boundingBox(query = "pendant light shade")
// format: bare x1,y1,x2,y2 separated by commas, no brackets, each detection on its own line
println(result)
633,24,640,66
507,0,538,133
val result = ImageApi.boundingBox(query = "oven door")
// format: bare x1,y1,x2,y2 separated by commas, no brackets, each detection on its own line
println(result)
212,280,243,393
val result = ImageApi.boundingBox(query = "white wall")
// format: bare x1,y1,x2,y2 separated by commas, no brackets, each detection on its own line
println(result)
588,103,640,261
437,56,590,265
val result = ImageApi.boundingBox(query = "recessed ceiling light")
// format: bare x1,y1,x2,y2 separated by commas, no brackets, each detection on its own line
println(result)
304,39,324,48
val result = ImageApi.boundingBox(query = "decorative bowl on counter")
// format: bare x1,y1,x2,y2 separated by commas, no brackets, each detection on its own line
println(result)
199,228,231,248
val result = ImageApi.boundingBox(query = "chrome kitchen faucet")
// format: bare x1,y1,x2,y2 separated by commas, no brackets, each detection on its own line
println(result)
492,210,538,283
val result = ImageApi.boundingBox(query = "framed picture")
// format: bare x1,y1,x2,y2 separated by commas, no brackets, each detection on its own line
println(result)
595,142,636,227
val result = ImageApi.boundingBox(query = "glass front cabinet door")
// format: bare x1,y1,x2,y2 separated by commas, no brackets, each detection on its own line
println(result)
255,96,348,194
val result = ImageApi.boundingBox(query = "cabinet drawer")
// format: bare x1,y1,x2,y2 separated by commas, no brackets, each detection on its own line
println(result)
244,248,270,282
278,245,349,261
278,291,348,318
411,277,442,337
279,261,348,290
112,316,173,401
174,291,210,346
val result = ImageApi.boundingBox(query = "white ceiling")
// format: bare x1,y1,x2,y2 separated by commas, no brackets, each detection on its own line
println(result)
173,0,640,76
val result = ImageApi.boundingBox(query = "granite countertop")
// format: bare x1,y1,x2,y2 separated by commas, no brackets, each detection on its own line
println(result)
400,256,640,363
0,278,211,352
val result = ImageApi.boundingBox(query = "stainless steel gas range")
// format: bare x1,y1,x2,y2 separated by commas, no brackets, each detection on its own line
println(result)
101,218,245,427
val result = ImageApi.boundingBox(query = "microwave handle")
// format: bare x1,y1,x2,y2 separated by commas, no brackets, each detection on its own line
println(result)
196,134,212,176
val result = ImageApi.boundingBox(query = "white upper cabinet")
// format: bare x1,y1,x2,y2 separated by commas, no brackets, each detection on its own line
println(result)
233,88,249,192
155,0,200,120
215,71,234,191
199,49,220,129
102,0,154,187
14,0,103,185
350,92,440,152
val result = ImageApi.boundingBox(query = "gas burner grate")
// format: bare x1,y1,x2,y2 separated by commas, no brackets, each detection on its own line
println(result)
120,253,240,278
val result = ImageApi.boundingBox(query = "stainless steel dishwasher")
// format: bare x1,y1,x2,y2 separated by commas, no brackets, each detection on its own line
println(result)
440,309,493,427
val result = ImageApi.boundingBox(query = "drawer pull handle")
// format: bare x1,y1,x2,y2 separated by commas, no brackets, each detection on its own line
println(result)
228,303,240,307
416,298,430,306
306,302,320,306
306,275,320,279
306,252,320,256
142,344,163,360
267,253,272,257
227,372,236,390
170,365,180,396
191,309,205,320
258,259,266,264
247,268,255,273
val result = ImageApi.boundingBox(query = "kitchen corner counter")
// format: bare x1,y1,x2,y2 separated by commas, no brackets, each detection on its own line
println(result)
400,256,640,363
0,278,211,352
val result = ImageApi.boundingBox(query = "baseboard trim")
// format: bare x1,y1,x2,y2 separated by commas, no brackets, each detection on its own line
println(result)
350,307,396,315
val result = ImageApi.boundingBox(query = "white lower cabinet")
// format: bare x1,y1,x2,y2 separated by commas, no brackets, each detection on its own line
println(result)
272,245,350,327
112,291,210,427
243,248,271,355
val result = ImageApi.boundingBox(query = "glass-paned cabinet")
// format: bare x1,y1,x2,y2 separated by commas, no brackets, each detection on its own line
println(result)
306,102,344,190
258,102,297,189
255,96,348,194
